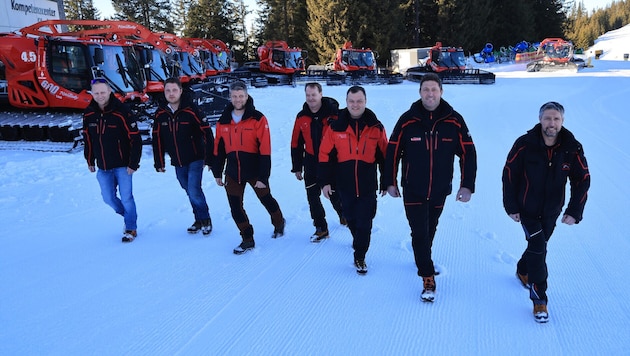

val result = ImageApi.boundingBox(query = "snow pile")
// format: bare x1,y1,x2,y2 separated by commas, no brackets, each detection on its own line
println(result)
586,23,630,60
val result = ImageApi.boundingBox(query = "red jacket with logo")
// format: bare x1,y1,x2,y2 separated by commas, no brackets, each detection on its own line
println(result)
318,108,388,197
290,97,339,174
212,96,273,185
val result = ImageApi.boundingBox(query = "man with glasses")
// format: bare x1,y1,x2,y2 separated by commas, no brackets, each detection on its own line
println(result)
503,101,590,323
83,78,142,242
152,77,214,235
213,81,285,254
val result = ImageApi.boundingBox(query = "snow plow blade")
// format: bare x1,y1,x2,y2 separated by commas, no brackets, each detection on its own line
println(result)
526,61,579,73
406,67,495,84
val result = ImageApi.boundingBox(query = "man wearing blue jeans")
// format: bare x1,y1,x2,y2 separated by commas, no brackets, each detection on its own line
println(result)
153,77,214,234
83,78,142,242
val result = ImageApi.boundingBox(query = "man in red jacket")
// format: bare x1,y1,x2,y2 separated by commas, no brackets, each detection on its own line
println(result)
291,82,344,243
153,77,214,235
83,78,142,242
319,86,388,274
213,81,285,254
384,73,477,302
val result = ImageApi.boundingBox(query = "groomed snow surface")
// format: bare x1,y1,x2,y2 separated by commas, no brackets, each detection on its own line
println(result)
2,27,630,354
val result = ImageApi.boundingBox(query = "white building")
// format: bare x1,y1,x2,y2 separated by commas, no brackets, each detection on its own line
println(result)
1,0,64,33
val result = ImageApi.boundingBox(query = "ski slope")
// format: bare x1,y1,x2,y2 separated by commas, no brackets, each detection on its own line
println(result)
1,28,630,354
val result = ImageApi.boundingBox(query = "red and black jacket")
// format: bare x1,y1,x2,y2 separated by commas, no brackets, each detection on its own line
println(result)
152,100,214,170
212,96,273,185
502,124,590,222
383,99,477,203
290,97,339,174
318,108,388,197
82,94,142,171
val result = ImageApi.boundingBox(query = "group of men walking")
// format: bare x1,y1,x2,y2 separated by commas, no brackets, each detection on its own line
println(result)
82,74,589,323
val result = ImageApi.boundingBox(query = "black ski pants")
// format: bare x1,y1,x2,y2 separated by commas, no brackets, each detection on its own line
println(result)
338,191,376,261
304,169,343,229
404,197,446,278
517,215,557,303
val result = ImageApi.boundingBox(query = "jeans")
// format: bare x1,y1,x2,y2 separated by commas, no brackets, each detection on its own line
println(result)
96,167,137,230
175,159,210,221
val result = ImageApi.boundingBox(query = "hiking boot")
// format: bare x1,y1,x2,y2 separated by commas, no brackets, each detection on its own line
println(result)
187,221,202,234
533,303,549,323
516,271,529,289
122,230,137,243
201,219,212,236
421,275,436,302
354,259,368,274
310,227,329,243
233,240,255,255
272,218,286,238
340,216,348,226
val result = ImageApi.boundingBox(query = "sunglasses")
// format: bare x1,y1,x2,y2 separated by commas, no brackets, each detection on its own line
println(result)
90,78,108,85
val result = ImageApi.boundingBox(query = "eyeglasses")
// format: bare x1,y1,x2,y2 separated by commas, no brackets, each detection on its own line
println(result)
90,78,108,85
539,101,564,116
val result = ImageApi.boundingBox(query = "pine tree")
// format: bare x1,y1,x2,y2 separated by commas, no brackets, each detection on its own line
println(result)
111,0,174,32
64,0,100,21
171,0,192,36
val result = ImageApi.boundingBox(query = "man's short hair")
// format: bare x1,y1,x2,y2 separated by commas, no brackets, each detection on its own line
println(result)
305,82,322,93
164,77,182,89
347,85,366,97
229,80,248,93
420,73,442,90
539,101,565,118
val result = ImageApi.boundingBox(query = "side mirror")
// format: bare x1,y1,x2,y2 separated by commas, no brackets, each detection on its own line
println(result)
93,47,104,65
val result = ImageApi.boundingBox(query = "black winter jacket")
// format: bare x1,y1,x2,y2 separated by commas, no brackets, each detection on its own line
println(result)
383,98,477,202
152,100,214,169
502,124,590,222
82,94,142,170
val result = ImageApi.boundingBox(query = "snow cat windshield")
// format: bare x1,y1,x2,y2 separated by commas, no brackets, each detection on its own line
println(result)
345,50,375,68
438,50,467,68
89,44,146,93
272,49,303,70
178,51,204,76
210,50,231,72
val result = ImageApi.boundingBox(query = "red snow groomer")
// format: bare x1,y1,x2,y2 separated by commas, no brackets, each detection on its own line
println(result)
406,42,495,84
526,38,580,73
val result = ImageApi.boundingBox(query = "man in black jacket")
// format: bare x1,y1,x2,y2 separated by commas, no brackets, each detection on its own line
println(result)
503,101,590,323
384,73,477,302
153,77,214,235
83,78,142,242
290,82,344,243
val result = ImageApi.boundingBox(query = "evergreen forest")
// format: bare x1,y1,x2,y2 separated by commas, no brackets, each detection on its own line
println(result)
63,0,630,66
